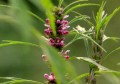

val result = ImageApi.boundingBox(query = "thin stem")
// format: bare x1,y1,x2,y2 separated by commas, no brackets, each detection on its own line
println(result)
84,38,90,57
64,34,79,48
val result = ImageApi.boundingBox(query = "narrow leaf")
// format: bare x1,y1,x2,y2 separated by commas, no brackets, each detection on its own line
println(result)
0,40,41,48
76,57,108,70
69,15,90,25
63,0,88,11
64,3,99,14
40,0,56,36
0,77,43,84
103,7,120,31
28,11,45,23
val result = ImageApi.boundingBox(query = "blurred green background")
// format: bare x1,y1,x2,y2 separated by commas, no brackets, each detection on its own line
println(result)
0,0,120,84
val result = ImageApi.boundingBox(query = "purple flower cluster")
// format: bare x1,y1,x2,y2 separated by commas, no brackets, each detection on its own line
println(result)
43,8,71,84
45,15,70,36
44,15,70,51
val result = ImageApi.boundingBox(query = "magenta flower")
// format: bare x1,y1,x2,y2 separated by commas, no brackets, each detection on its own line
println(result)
43,9,71,84
64,50,70,59
45,27,52,35
46,18,50,25
44,15,70,36
44,73,56,83
49,37,64,50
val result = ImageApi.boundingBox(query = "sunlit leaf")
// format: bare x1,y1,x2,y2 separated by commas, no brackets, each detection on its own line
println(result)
40,0,56,36
76,57,108,70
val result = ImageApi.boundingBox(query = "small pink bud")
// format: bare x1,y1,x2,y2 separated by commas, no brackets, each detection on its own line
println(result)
64,50,70,54
46,18,50,24
64,55,70,59
44,73,55,82
44,74,49,80
56,20,61,24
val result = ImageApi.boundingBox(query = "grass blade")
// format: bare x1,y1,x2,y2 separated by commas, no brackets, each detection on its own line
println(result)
28,11,45,23
0,77,43,84
0,40,41,48
63,0,88,11
64,3,99,14
69,15,90,25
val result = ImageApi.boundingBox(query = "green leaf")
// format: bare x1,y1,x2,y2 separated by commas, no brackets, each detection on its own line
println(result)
95,1,120,39
95,1,106,38
102,7,120,31
0,4,45,23
10,0,32,40
0,77,43,84
64,3,99,14
69,15,90,25
40,0,56,36
76,57,108,70
72,11,94,26
103,35,120,42
64,34,84,48
63,0,88,11
0,40,40,48
28,11,45,23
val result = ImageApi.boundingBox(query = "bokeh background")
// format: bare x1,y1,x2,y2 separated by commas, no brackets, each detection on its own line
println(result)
0,0,120,84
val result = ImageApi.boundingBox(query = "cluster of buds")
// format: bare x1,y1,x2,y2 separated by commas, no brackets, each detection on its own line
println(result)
44,8,70,51
43,8,70,84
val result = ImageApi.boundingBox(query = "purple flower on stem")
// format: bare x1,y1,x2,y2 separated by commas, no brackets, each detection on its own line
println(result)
43,9,71,83
45,27,52,36
44,15,70,36
64,50,70,59
44,73,56,83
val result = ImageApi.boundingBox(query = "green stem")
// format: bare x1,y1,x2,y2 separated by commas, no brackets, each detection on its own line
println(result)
84,38,90,57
